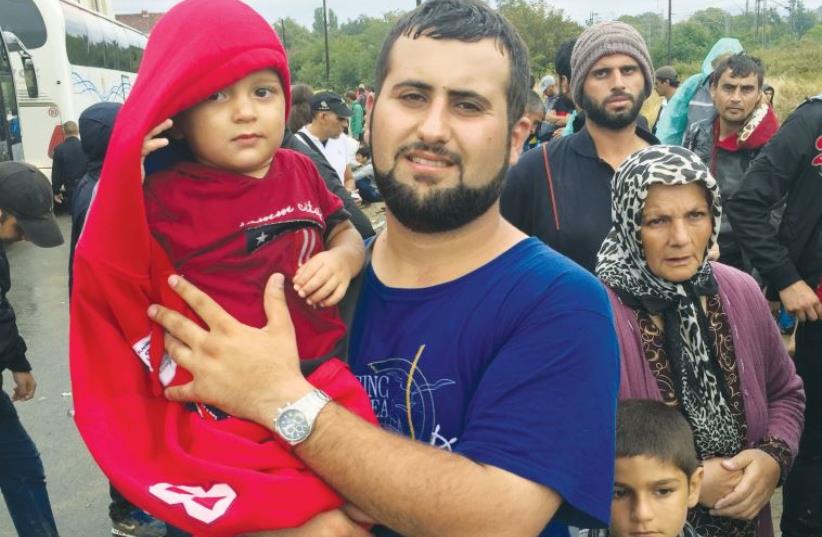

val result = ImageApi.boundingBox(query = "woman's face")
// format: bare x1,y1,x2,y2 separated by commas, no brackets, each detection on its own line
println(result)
640,183,713,282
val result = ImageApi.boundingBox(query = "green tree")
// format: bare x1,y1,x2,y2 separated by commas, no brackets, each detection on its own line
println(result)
497,0,581,79
312,7,339,34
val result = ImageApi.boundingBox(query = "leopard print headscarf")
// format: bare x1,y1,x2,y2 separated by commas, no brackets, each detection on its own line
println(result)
596,145,742,457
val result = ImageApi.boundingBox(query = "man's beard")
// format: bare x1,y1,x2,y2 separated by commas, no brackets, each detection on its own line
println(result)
581,91,645,130
371,142,509,234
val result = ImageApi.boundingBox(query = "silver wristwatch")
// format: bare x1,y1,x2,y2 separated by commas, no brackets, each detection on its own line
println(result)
273,389,331,446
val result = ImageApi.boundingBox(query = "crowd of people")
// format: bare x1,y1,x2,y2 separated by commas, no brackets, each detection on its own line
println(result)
1,0,821,537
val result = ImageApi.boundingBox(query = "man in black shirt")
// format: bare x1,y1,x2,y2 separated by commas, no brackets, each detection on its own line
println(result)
502,21,658,272
0,162,62,537
726,95,822,537
51,121,87,211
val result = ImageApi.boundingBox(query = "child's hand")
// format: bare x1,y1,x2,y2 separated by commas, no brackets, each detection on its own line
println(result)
141,118,173,183
293,250,352,308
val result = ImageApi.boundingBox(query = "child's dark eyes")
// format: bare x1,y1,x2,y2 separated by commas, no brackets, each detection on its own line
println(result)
207,91,227,102
612,487,628,499
654,487,674,497
254,87,278,98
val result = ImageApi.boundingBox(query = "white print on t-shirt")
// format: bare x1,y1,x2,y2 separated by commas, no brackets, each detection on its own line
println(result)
240,200,324,229
240,206,295,228
297,228,317,267
148,482,236,523
297,200,323,219
356,345,457,451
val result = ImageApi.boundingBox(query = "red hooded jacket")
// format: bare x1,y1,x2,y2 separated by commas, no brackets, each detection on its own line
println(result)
70,1,375,535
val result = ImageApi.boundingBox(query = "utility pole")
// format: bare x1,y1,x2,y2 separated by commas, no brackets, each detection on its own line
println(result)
280,19,287,49
323,0,330,86
667,0,672,65
754,0,760,42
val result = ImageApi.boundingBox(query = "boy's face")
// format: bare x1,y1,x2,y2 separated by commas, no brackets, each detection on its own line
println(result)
176,69,285,178
610,456,703,537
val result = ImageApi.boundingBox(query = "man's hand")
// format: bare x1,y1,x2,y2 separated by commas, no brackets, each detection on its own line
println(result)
141,119,173,182
710,449,781,520
779,280,822,323
54,193,64,205
148,274,312,426
241,509,373,537
12,371,37,401
294,250,352,308
698,457,744,508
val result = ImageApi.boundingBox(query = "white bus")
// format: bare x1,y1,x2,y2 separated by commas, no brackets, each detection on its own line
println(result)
0,0,146,172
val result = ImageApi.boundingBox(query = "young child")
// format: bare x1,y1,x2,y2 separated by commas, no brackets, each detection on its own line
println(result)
582,400,704,537
70,1,376,535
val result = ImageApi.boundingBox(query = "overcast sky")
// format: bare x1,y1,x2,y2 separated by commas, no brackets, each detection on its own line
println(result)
112,0,822,28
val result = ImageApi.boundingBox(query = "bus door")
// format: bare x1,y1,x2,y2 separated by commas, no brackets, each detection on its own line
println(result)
0,31,20,162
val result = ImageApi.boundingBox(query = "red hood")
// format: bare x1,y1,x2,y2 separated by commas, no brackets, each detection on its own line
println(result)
715,103,779,152
77,0,291,275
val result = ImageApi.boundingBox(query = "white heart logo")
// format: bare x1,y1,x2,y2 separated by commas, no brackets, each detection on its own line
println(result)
148,482,237,524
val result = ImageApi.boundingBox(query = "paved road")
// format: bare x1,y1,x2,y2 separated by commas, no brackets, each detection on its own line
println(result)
0,214,111,536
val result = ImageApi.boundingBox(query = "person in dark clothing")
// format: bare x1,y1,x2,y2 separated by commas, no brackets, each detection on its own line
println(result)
0,161,63,537
70,103,121,292
285,84,374,238
544,39,576,137
684,53,778,272
502,21,658,273
51,121,87,211
725,95,822,537
68,102,168,537
283,129,375,238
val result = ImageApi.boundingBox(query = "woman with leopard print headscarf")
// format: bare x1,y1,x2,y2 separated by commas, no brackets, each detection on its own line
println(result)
596,145,804,537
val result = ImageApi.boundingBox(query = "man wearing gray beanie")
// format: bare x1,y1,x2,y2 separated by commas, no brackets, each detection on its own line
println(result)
502,20,659,273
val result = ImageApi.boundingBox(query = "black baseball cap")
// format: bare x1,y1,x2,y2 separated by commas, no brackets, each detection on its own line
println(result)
0,162,63,247
310,91,352,118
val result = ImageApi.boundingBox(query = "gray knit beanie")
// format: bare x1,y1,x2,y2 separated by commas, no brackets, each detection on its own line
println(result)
570,21,653,107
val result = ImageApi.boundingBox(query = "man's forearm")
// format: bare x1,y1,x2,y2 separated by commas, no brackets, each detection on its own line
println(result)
284,404,559,537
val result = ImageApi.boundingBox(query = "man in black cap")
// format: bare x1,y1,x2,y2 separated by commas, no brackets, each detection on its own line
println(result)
0,161,62,537
296,91,356,191
652,66,679,134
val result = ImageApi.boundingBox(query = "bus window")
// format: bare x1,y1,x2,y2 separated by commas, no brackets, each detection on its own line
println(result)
65,4,90,68
0,0,48,50
86,17,107,70
127,32,146,73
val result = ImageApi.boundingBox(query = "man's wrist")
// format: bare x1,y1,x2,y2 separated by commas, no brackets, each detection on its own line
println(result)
254,377,315,429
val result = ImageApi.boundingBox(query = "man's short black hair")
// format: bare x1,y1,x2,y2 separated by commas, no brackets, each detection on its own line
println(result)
710,53,764,89
554,38,577,82
617,400,700,478
373,0,530,129
356,146,370,159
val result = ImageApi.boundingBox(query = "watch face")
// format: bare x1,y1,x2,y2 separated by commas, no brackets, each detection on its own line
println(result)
277,408,311,443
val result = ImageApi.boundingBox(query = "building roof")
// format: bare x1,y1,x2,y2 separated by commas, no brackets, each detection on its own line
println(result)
115,11,164,34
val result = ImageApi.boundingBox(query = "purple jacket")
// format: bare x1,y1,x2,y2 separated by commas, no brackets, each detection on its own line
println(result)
606,262,805,537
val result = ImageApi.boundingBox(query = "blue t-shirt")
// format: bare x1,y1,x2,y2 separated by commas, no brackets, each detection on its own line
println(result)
349,238,620,537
